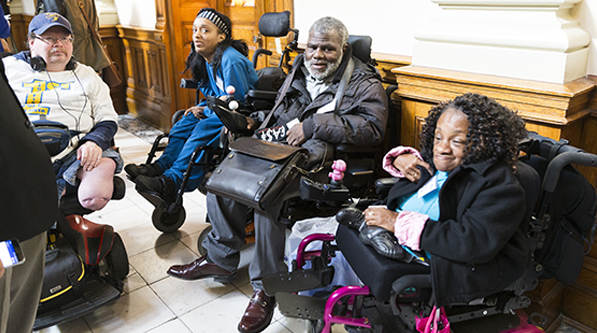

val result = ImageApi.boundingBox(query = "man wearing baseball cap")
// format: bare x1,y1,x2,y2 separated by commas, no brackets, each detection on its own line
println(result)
2,13,123,215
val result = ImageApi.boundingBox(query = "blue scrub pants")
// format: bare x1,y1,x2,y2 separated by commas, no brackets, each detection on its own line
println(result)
156,108,223,191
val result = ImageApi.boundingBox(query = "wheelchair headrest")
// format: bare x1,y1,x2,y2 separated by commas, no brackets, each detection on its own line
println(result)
348,35,372,65
259,11,291,37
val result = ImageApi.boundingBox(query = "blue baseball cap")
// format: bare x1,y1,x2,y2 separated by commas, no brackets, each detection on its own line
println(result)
29,12,73,35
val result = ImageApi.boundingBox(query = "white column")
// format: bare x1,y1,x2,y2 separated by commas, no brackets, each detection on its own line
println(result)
96,0,119,25
412,0,591,83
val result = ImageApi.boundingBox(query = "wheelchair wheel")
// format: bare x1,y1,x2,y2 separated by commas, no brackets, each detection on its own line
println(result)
197,224,211,256
152,205,186,233
103,233,129,280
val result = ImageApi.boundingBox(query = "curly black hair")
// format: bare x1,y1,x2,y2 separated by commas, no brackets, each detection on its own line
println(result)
183,9,249,87
419,93,527,170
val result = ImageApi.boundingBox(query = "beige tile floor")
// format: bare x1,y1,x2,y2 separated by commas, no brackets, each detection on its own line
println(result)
34,127,348,333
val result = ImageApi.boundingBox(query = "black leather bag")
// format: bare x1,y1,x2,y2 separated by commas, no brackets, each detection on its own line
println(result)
205,137,308,211
38,243,86,313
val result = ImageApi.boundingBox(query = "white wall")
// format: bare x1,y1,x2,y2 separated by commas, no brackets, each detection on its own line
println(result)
293,0,441,56
294,0,597,77
113,0,156,29
572,0,597,76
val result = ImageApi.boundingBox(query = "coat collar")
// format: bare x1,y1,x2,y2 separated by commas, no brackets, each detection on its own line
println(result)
451,157,500,176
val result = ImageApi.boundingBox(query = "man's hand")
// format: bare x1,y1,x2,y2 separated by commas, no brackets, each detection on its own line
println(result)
77,141,103,172
246,117,257,131
184,106,206,119
286,122,306,146
0,261,4,279
393,154,432,183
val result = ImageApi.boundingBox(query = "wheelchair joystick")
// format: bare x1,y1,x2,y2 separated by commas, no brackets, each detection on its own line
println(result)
328,159,346,189
299,159,350,205
225,86,240,111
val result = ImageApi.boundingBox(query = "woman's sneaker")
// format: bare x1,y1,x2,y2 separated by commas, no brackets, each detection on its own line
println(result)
124,163,163,181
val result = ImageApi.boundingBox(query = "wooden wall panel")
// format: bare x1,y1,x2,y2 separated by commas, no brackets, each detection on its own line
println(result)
8,14,32,52
118,26,172,131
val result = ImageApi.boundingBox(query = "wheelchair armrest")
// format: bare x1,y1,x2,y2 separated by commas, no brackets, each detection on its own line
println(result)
246,89,278,101
336,144,378,154
252,49,273,67
375,177,397,196
180,78,198,89
391,274,431,295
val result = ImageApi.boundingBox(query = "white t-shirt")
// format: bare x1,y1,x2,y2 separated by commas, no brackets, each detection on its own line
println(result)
2,55,118,134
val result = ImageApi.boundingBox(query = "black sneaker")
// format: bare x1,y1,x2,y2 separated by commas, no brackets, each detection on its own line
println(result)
135,175,177,204
124,163,163,181
112,176,126,200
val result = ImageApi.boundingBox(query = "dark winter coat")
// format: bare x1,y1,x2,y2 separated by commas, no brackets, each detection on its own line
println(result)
386,158,529,306
0,59,57,242
266,46,388,168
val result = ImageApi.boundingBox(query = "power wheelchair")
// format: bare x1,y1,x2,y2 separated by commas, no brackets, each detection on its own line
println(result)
0,51,130,330
261,133,597,333
33,176,130,330
136,11,385,237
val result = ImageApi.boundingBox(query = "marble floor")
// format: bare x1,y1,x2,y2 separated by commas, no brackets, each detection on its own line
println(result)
33,115,581,333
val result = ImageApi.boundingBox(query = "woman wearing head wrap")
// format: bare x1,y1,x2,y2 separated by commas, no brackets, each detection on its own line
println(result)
126,8,259,203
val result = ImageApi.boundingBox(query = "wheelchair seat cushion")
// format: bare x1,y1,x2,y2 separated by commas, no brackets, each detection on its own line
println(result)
336,224,430,302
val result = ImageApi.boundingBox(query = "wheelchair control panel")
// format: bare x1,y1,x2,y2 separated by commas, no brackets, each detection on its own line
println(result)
299,160,351,205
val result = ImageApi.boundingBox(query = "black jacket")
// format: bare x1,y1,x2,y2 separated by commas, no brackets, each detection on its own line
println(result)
386,159,529,306
0,60,57,241
266,46,388,168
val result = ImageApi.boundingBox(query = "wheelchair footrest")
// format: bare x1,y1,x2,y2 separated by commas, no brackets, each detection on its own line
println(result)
276,292,326,320
263,265,334,295
263,269,324,295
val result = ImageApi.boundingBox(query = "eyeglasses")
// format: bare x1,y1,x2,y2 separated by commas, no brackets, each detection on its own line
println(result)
34,35,73,45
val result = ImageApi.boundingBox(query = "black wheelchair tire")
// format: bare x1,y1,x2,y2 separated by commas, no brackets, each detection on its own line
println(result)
197,224,211,256
104,233,129,280
152,205,186,233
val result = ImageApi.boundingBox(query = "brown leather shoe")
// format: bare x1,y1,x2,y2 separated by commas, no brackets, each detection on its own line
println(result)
238,289,275,333
167,255,236,283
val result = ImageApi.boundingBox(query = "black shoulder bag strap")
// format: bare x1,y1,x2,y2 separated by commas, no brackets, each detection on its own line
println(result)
77,1,113,65
334,57,354,111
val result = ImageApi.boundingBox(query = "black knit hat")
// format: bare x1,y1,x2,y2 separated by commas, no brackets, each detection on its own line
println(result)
196,8,231,39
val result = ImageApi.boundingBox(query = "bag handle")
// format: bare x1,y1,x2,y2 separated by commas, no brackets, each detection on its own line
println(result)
424,306,439,333
77,1,114,64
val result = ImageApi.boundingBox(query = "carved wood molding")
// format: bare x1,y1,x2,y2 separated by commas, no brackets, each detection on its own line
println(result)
393,66,596,126
372,52,411,85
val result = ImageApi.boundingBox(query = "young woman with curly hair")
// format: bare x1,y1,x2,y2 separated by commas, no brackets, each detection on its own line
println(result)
125,8,259,203
362,93,529,306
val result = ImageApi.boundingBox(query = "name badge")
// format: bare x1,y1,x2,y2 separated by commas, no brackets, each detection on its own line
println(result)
417,175,438,198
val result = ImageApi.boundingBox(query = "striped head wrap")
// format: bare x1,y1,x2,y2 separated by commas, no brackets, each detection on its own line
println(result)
197,8,231,38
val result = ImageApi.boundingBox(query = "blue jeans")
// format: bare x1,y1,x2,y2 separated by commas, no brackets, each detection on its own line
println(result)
156,108,224,192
